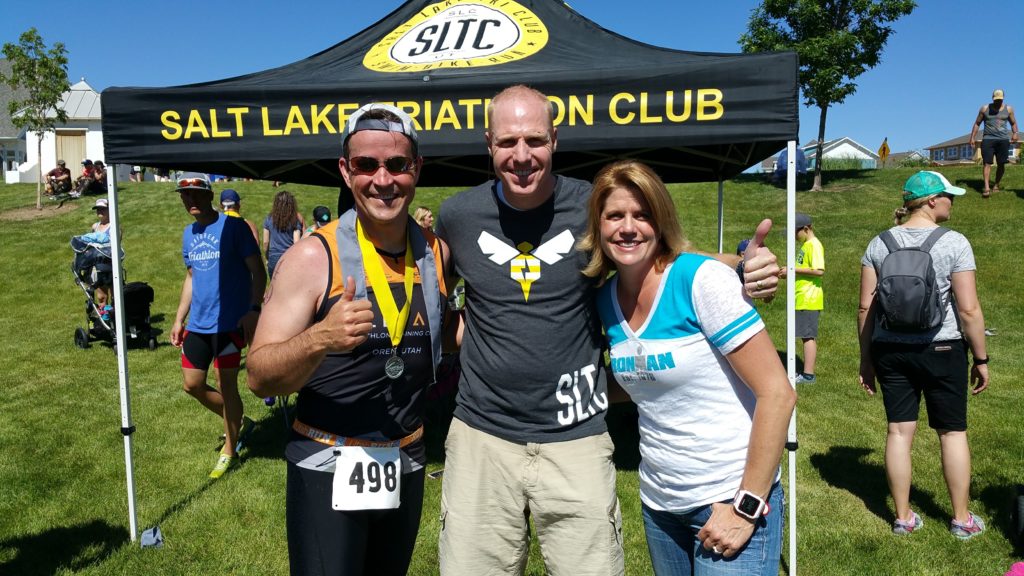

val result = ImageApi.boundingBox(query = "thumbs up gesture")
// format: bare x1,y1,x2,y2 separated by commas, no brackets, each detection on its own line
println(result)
741,219,780,300
320,276,375,353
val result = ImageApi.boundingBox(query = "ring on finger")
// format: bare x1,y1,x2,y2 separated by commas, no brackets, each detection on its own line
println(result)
755,279,764,290
712,545,722,554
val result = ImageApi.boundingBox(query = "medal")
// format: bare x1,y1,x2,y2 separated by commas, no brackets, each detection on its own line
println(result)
385,355,405,379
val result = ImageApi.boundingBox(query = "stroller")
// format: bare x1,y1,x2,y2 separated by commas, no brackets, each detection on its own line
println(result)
71,235,157,350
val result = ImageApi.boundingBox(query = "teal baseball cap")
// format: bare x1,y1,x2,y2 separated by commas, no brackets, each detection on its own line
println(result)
903,171,966,201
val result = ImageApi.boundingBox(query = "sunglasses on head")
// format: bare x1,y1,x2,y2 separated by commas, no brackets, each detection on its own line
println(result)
177,177,210,190
348,156,415,175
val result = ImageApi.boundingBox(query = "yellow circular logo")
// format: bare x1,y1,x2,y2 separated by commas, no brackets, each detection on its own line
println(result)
364,0,549,73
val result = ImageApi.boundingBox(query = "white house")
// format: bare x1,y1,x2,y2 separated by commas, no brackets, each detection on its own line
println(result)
761,136,881,172
803,137,879,169
0,59,28,175
4,79,107,184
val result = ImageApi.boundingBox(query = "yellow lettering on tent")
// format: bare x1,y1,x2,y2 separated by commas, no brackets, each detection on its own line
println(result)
569,95,594,126
483,98,491,129
226,107,249,137
433,100,461,130
665,91,691,122
609,93,636,125
459,99,482,130
423,100,433,130
262,107,283,136
337,103,360,132
639,93,662,124
697,89,724,121
548,96,565,126
184,110,210,139
209,109,231,138
395,102,423,131
283,105,310,136
161,111,183,140
310,104,336,134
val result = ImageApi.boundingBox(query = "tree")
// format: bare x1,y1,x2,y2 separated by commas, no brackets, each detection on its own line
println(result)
740,0,915,191
1,28,70,210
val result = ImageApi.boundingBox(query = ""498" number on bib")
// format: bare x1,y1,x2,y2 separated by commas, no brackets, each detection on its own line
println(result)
332,446,401,510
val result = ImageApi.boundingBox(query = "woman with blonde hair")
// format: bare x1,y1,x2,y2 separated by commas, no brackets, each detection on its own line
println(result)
580,159,795,575
413,206,433,230
262,190,303,278
858,170,989,539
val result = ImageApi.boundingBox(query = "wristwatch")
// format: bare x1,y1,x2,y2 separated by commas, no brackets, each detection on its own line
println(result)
733,490,770,521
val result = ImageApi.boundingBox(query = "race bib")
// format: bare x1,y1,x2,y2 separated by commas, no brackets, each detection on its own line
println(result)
331,446,401,510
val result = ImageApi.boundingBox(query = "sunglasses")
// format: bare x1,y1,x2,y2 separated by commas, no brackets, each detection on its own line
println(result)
937,192,955,201
176,177,211,190
348,156,415,175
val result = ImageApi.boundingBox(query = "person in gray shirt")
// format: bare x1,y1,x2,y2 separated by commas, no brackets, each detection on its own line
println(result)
969,88,1018,198
435,84,782,575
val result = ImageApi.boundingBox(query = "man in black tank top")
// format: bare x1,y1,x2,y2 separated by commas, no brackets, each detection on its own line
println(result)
248,104,450,576
969,88,1019,197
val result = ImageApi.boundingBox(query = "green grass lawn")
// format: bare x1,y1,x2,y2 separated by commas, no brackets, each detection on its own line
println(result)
0,165,1020,575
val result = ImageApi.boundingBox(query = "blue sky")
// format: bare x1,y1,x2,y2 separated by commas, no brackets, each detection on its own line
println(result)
3,0,1021,155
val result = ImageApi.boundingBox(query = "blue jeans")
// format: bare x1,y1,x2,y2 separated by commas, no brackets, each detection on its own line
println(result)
642,482,784,576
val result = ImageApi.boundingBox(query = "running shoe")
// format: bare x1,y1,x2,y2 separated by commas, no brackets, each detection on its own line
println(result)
234,416,255,453
795,374,816,385
892,511,923,535
209,453,236,479
950,512,985,540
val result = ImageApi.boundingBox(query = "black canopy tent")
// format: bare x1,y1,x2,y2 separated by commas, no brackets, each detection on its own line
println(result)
99,1,801,570
101,0,798,188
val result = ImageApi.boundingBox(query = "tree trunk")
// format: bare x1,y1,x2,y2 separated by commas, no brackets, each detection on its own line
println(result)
812,105,829,191
35,134,42,210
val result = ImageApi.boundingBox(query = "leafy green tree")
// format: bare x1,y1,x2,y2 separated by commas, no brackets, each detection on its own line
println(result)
740,0,915,191
1,28,70,210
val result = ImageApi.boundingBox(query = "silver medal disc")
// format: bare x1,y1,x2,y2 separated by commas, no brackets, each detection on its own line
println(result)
385,355,405,379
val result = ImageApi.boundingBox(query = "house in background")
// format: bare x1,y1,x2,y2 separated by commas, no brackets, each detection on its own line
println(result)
4,78,107,184
883,150,928,167
760,136,880,172
925,133,1020,165
0,60,29,177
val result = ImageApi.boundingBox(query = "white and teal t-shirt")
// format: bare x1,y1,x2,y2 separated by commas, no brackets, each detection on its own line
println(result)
597,254,772,512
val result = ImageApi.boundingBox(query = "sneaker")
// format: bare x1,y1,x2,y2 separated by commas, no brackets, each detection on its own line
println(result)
234,416,255,453
893,511,923,535
209,453,236,479
795,374,816,385
950,512,985,540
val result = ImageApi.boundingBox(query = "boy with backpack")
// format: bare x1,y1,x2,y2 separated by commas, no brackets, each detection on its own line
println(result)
794,212,824,384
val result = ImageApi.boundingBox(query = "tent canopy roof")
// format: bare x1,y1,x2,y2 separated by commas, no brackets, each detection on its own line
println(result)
101,0,798,187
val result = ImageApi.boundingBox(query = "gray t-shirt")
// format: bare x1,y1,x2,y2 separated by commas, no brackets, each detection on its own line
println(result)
861,226,975,343
436,176,609,443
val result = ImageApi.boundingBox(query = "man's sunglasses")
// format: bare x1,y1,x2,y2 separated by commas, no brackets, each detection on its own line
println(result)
177,177,211,191
349,156,416,175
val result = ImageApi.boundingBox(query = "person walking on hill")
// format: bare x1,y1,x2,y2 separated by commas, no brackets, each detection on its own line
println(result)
858,171,989,539
969,89,1018,198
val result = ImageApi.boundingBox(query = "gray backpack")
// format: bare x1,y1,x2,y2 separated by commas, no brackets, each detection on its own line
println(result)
876,227,949,332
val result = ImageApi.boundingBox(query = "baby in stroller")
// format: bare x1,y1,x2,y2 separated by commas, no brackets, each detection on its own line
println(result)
72,199,117,332
70,201,156,350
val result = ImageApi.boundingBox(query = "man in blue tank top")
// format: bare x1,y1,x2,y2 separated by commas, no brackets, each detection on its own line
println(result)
969,88,1019,198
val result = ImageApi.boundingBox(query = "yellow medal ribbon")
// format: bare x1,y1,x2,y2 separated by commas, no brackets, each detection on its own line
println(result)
356,220,414,349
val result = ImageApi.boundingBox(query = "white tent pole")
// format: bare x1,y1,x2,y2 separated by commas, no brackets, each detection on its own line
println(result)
107,166,139,542
716,179,724,253
785,139,797,576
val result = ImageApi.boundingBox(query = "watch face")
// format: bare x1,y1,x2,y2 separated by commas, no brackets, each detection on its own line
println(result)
737,494,762,516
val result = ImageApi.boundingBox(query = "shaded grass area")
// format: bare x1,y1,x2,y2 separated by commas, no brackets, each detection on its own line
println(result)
0,165,1021,575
